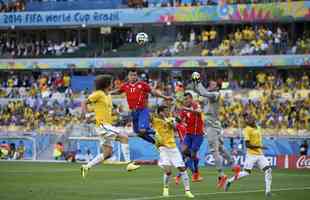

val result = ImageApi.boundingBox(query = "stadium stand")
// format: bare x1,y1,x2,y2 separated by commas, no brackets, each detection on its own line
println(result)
0,39,87,58
0,0,25,12
26,0,123,11
1,24,309,58
0,0,309,167
20,0,310,12
0,70,309,136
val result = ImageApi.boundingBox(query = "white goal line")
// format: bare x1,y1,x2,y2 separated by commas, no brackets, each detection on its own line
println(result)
115,186,310,200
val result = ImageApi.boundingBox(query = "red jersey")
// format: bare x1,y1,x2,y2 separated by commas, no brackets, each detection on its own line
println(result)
120,81,151,110
179,102,204,135
176,122,187,142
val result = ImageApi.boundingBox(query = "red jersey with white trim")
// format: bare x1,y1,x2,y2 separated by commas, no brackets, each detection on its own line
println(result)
120,81,152,110
179,102,204,135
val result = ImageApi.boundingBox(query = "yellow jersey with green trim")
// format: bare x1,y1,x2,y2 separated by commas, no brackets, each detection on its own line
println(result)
244,126,263,155
152,117,176,148
87,90,112,126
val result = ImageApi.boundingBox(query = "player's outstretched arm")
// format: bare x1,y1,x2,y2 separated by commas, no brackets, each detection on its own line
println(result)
109,88,121,95
81,99,95,120
192,72,219,99
181,105,202,114
151,89,173,101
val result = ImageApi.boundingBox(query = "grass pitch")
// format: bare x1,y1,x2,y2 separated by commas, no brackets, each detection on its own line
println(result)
0,162,310,200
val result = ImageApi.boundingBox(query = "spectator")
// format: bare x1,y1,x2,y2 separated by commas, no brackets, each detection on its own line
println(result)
300,140,308,156
189,29,196,48
0,38,84,58
9,143,16,160
0,141,10,159
16,140,26,160
53,142,64,160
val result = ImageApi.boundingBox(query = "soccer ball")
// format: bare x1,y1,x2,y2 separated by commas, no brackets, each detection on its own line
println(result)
136,32,149,46
191,72,201,82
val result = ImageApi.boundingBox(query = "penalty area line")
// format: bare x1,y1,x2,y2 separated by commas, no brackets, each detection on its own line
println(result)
115,186,310,200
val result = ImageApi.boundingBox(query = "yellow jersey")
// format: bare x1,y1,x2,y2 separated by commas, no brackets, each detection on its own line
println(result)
202,31,209,41
87,90,113,126
210,30,217,39
257,73,266,84
63,75,71,87
244,126,263,155
152,116,176,148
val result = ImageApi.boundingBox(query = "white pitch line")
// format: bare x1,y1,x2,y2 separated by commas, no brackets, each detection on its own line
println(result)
115,187,310,200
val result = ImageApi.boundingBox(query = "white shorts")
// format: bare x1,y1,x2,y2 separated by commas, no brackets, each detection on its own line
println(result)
95,124,125,147
158,146,185,168
244,154,270,170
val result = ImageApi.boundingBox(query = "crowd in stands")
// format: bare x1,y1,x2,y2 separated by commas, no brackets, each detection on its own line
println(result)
131,26,310,58
0,72,73,98
1,24,308,58
0,0,25,12
0,38,86,58
161,26,309,57
0,70,309,135
0,0,304,12
132,0,299,8
0,97,82,132
200,27,310,56
219,72,310,131
219,91,310,131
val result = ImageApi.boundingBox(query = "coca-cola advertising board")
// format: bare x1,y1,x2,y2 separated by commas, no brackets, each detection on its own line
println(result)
277,155,310,169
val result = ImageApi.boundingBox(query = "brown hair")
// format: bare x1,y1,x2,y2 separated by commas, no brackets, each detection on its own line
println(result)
95,74,112,90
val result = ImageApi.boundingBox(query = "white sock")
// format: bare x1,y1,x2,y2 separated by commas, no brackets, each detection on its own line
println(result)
86,153,104,168
163,173,171,188
265,168,272,193
121,143,130,162
228,170,250,183
180,171,190,191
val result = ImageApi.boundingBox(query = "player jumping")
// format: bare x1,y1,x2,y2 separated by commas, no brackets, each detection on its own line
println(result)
179,92,205,182
192,72,240,188
224,113,272,197
81,75,140,178
153,105,194,198
112,69,172,144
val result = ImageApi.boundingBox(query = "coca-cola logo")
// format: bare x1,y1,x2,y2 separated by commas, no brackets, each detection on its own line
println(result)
296,156,310,169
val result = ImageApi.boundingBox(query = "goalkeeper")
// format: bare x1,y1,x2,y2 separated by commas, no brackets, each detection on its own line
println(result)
191,72,240,188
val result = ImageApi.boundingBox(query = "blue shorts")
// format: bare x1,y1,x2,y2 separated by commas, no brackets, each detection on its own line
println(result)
131,108,154,135
183,134,204,152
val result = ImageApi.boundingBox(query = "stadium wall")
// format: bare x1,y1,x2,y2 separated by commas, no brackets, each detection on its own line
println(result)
0,2,310,28
2,136,309,168
1,55,310,69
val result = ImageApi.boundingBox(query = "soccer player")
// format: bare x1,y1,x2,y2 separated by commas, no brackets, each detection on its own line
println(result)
192,72,239,188
174,120,190,185
153,105,194,198
80,75,140,178
179,92,204,182
112,69,172,144
224,114,272,197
